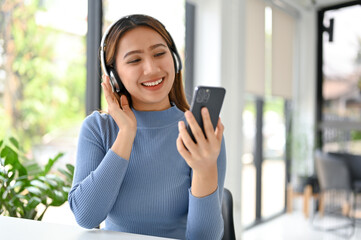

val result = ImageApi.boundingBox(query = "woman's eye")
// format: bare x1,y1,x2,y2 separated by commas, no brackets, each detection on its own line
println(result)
127,58,141,64
154,52,166,57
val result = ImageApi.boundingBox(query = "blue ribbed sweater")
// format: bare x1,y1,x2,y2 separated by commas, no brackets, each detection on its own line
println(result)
68,105,226,240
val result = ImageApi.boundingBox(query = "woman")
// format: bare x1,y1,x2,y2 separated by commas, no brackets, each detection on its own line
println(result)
68,14,226,240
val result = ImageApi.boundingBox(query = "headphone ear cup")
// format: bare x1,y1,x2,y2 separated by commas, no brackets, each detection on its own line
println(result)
109,68,124,93
172,52,180,73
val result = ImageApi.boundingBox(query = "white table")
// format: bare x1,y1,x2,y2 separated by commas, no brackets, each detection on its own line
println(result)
0,216,176,240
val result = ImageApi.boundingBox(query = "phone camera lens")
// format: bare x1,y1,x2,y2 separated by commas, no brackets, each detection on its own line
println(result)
204,90,211,102
196,89,205,103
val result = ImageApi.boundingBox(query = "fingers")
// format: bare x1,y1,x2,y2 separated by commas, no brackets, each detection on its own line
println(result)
183,108,223,147
215,117,224,142
176,134,191,160
201,108,215,140
178,121,197,152
201,108,224,144
101,75,112,99
120,95,130,111
101,75,119,109
184,111,206,144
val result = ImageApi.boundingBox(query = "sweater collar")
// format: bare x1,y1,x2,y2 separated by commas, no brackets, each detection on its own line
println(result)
132,105,185,129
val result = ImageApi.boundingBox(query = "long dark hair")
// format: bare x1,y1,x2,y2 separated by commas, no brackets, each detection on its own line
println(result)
101,14,189,111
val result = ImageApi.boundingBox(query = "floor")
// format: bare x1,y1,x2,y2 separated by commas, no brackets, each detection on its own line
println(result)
242,212,361,240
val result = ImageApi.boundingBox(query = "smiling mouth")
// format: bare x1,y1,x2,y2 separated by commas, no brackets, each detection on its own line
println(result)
141,78,163,87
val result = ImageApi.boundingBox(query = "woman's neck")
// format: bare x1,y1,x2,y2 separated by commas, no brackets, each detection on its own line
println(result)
132,99,171,112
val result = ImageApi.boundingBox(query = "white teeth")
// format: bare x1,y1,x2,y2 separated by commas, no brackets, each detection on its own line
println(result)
142,79,163,87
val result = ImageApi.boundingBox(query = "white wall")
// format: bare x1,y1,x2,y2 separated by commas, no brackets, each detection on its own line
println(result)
188,0,245,238
191,0,222,86
220,0,245,238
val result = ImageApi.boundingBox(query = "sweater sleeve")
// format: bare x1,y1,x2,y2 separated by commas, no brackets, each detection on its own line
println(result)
68,113,129,229
186,137,227,240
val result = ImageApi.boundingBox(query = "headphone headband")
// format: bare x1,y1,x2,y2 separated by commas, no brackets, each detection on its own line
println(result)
100,19,119,78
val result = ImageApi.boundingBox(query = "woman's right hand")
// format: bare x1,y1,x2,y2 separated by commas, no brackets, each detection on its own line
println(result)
101,75,137,159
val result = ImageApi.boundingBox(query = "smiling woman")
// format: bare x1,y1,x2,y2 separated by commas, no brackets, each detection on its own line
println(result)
115,26,176,111
101,0,186,111
100,14,187,113
68,14,227,240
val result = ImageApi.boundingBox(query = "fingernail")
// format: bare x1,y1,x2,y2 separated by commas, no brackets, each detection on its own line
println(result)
178,121,184,129
185,111,191,118
202,107,208,114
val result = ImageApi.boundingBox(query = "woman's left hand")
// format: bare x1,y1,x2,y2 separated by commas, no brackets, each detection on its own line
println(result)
176,108,224,197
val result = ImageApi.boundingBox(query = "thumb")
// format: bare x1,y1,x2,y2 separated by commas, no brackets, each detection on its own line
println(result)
120,95,131,111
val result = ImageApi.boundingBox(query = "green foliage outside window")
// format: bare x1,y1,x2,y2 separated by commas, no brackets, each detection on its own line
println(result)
0,0,86,150
351,130,361,141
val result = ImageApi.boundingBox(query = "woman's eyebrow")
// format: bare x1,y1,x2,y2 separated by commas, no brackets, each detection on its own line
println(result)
123,43,167,59
149,43,167,50
123,50,143,59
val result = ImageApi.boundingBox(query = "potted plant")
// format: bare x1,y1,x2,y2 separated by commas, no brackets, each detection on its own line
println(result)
0,137,74,220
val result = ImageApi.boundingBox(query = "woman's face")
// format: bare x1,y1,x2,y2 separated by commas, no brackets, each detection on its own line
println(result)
115,26,175,111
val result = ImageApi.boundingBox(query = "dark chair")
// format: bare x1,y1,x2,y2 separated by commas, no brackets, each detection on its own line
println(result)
313,150,355,237
315,150,352,192
222,188,236,240
329,152,361,195
329,152,361,225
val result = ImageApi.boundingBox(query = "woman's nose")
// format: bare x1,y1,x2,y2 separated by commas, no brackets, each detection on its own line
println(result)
143,58,159,75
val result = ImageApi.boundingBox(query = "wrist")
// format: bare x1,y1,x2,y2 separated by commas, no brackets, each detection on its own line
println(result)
111,130,136,160
118,127,136,140
191,166,218,198
192,165,218,180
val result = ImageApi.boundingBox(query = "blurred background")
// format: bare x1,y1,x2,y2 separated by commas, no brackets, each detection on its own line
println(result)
1,0,361,239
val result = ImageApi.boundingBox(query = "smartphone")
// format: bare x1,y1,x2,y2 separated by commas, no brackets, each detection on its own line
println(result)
186,86,226,142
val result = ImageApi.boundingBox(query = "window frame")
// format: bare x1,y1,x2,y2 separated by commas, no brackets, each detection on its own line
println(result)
316,0,361,150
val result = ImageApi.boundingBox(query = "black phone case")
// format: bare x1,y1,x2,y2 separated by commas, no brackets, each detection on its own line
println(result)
187,86,226,142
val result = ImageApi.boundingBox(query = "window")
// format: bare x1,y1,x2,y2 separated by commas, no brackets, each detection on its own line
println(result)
242,1,293,228
0,0,87,224
318,1,361,154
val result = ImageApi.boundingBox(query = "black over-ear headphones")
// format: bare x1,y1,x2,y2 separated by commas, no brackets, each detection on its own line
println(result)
100,15,183,94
